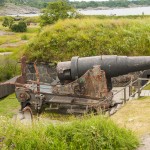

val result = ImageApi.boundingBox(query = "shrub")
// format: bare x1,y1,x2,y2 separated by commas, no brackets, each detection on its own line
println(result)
11,21,27,32
24,16,40,25
21,35,28,40
2,17,14,28
0,56,20,82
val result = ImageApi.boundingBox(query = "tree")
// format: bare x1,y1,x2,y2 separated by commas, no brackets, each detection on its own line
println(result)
2,17,14,28
0,0,5,6
2,17,27,32
40,0,77,26
11,21,27,32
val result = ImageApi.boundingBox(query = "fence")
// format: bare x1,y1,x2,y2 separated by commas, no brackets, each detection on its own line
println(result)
112,78,150,104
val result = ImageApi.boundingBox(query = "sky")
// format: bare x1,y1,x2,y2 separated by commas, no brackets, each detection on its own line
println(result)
69,0,109,1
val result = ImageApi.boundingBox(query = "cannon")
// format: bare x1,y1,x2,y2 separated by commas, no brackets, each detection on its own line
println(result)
15,55,150,115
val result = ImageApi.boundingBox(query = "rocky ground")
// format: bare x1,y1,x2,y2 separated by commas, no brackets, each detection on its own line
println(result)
0,3,40,16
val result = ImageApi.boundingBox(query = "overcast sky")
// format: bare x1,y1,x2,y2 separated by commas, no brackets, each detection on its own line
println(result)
69,0,109,2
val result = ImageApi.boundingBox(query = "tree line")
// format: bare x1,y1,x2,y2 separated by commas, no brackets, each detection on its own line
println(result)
0,0,150,9
72,0,150,9
0,0,52,8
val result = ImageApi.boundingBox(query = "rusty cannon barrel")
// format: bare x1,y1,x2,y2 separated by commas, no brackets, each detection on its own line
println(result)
57,55,150,89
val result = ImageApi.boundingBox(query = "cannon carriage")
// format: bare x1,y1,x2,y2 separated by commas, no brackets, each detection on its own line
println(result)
15,55,150,115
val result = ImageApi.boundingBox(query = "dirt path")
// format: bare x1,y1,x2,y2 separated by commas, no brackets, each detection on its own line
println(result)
0,52,12,55
137,134,150,150
0,40,28,48
0,30,14,36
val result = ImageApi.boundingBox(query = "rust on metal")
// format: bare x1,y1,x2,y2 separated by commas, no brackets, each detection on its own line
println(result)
53,65,108,99
34,61,40,94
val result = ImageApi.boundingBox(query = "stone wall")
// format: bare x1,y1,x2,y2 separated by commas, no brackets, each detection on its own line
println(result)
26,63,57,84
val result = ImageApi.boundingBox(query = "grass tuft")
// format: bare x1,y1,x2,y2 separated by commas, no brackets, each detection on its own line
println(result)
0,115,139,150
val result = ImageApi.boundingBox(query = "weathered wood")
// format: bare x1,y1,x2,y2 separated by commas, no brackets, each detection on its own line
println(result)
48,96,100,106
0,76,18,99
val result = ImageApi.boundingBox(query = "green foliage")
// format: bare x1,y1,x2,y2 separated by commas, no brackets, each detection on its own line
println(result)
25,17,150,62
0,115,139,150
24,16,40,24
4,0,51,8
2,17,14,28
72,0,150,9
2,17,27,32
40,0,77,26
11,21,27,32
0,0,4,6
21,34,28,40
0,56,20,82
2,0,150,9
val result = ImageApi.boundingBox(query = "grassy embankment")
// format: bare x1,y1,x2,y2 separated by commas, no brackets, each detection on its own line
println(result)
25,16,150,62
0,17,40,57
2,93,150,149
0,17,40,81
0,95,139,150
0,94,19,117
1,15,150,149
0,114,139,150
112,96,150,137
0,15,150,80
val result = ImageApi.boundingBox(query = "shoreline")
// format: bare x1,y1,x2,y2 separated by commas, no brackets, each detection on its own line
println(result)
0,3,150,17
79,5,149,11
0,3,40,16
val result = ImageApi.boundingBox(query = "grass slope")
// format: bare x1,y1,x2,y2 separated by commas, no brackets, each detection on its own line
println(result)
0,115,139,150
25,17,150,62
112,97,150,137
0,94,19,117
0,19,39,81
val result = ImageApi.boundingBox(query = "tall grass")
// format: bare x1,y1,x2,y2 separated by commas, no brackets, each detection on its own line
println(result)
25,17,150,62
0,94,19,117
0,115,139,150
0,56,20,82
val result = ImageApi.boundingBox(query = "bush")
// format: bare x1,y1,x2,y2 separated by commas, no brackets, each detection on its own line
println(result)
24,16,40,25
0,56,20,82
21,35,28,40
0,115,139,150
2,17,14,28
11,21,27,32
25,18,150,62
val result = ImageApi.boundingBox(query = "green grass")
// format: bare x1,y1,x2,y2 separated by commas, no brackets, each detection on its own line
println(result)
25,17,150,62
143,83,150,90
0,94,19,117
0,20,39,61
0,55,21,82
0,115,139,150
112,97,150,136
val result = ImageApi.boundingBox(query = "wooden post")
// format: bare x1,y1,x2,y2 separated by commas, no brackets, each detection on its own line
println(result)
124,88,126,103
138,79,141,98
129,80,132,96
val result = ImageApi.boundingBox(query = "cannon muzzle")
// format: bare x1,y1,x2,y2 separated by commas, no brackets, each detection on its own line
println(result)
57,55,150,82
